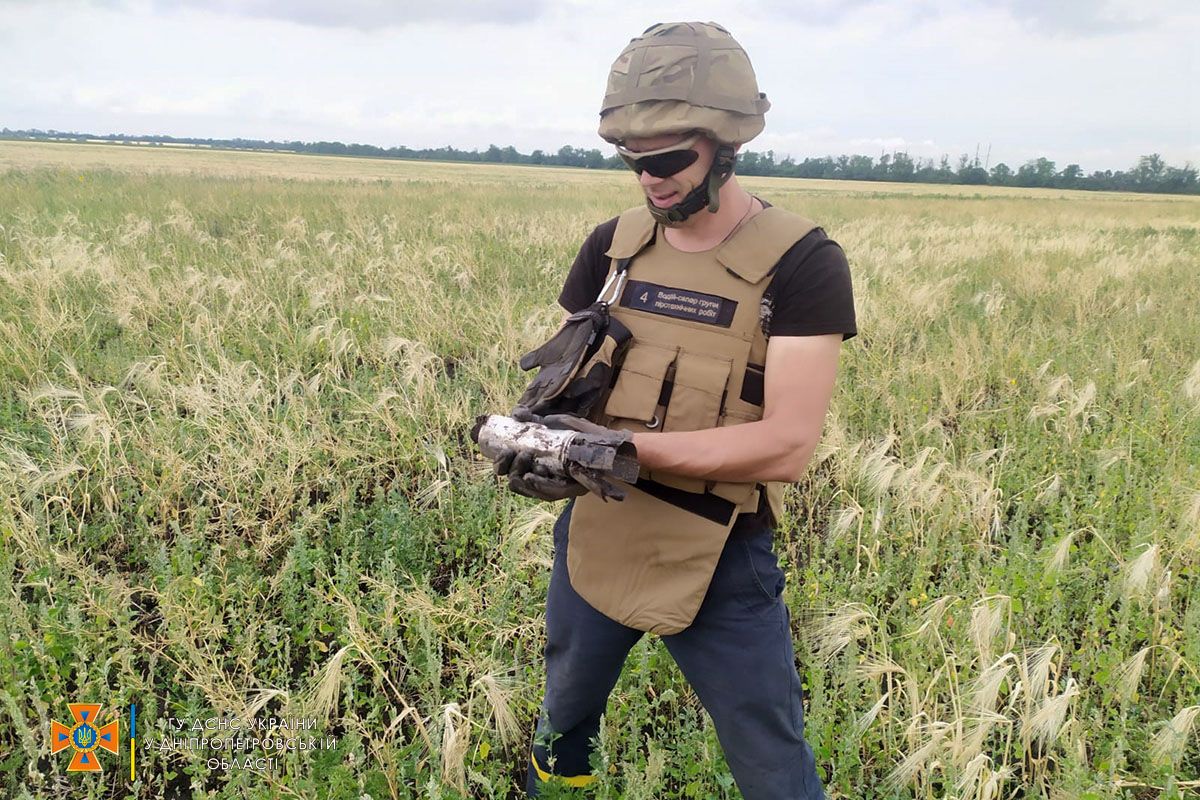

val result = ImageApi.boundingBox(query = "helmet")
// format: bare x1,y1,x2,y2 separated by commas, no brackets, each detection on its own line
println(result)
598,21,770,224
599,21,769,147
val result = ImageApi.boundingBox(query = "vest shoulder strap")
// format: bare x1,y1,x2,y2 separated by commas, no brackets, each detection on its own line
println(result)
605,206,657,259
716,206,818,284
604,204,818,285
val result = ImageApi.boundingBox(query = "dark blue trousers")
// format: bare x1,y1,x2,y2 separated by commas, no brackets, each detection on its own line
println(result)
527,499,825,799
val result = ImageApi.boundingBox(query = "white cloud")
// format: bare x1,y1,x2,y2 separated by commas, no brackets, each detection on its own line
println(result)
1,0,1196,170
155,0,549,29
984,0,1180,35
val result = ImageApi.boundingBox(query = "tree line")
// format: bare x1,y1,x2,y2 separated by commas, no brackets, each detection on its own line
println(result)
4,128,1195,195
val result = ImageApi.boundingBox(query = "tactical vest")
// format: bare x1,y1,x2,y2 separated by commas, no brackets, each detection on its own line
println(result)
565,204,817,634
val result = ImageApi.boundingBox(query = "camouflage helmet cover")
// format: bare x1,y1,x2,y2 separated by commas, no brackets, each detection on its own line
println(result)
599,21,770,146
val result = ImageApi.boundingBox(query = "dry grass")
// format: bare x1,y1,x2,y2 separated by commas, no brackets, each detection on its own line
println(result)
2,142,1198,798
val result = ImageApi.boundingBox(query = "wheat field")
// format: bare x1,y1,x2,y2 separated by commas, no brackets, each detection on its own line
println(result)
1,140,1198,799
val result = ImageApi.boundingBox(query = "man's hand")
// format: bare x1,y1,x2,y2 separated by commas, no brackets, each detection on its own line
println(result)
494,448,588,501
493,409,589,501
499,408,634,501
530,412,634,501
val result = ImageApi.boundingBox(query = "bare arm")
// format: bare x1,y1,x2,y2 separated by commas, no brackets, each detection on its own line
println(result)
631,333,843,483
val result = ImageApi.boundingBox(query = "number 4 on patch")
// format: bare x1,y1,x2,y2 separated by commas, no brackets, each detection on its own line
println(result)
639,292,649,303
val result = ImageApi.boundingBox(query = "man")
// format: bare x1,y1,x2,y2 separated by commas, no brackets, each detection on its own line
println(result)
504,21,856,799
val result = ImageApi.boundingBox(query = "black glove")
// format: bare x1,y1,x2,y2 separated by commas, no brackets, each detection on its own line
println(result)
514,306,609,415
511,410,634,502
493,448,587,502
493,406,589,500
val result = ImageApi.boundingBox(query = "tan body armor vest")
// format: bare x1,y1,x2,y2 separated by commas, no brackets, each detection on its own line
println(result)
565,204,817,634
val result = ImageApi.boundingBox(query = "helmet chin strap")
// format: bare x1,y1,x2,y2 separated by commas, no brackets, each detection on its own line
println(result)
647,145,738,227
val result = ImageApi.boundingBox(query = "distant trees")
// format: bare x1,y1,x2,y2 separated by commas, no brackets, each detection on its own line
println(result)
1017,157,1057,187
2,128,1195,195
734,147,1196,194
956,155,989,185
1133,153,1165,188
1161,164,1199,193
1059,164,1083,188
890,152,915,181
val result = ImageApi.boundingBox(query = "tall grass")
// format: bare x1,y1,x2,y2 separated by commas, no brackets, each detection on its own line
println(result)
1,145,1198,798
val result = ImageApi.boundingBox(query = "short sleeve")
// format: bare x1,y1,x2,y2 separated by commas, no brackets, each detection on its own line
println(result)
763,231,857,340
558,216,620,313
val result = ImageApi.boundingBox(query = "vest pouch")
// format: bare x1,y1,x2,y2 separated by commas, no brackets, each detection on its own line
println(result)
662,351,733,434
718,407,761,427
602,343,678,429
721,361,766,427
709,479,758,506
706,407,763,507
642,351,736,493
649,471,707,493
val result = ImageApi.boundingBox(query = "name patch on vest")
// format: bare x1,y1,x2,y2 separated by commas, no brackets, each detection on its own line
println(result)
619,280,738,327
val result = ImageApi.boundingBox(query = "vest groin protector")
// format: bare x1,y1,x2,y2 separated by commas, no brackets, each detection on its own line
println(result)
544,205,816,634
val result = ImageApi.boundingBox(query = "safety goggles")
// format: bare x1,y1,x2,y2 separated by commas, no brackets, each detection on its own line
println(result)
616,134,701,178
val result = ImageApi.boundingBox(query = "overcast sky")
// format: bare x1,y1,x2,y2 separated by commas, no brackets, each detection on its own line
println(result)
1,0,1196,171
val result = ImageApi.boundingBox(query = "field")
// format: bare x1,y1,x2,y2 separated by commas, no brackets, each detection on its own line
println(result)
1,139,1198,799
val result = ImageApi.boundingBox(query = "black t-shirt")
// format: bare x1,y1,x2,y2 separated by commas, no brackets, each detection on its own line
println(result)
558,201,858,341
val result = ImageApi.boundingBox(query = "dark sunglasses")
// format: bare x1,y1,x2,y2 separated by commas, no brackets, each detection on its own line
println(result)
616,134,701,178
